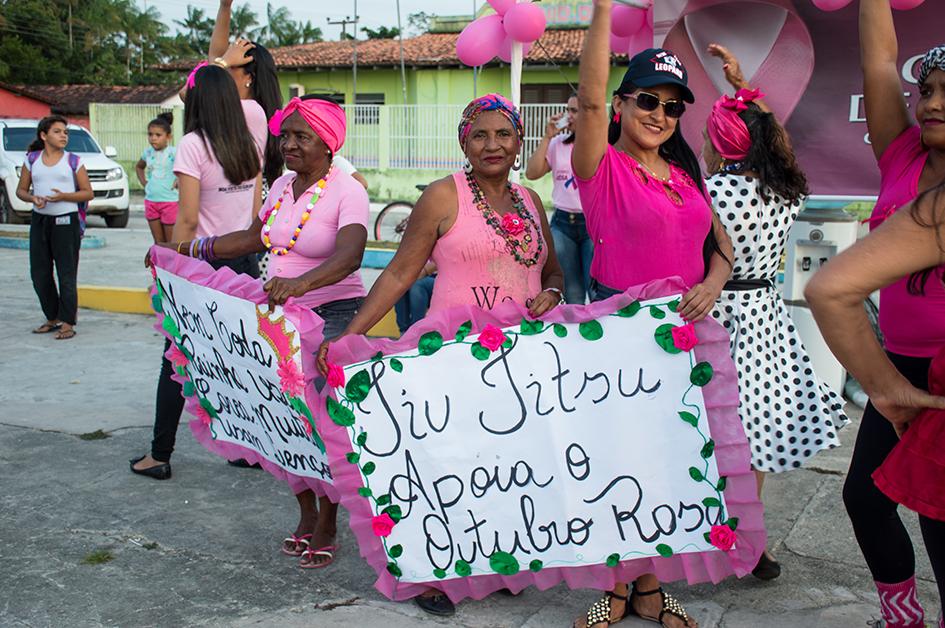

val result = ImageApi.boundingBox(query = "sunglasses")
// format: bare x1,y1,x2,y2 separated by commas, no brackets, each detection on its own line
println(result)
624,91,686,119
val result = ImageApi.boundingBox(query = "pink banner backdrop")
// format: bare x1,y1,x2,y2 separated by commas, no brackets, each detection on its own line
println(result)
656,0,942,197
317,277,766,602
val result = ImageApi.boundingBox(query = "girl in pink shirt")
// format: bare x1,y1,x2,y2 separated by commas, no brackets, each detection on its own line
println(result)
830,0,945,623
569,2,734,626
156,96,369,572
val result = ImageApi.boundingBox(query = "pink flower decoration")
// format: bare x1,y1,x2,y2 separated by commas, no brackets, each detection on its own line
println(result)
149,264,157,281
195,405,213,426
326,362,346,388
478,324,508,352
168,344,189,368
301,417,313,436
277,358,305,397
501,213,526,236
671,323,699,352
709,524,737,551
372,513,396,537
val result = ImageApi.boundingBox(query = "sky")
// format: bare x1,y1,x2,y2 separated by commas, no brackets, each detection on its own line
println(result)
151,0,482,40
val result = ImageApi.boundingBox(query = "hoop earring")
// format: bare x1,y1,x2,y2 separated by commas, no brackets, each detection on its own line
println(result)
512,154,521,171
462,157,473,174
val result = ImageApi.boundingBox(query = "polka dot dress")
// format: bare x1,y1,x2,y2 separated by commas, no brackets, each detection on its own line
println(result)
709,174,848,473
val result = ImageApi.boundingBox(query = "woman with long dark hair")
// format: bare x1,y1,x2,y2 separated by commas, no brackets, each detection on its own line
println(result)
16,115,93,341
702,44,848,582
807,183,945,628
130,64,262,480
811,0,945,623
209,0,284,188
568,2,736,626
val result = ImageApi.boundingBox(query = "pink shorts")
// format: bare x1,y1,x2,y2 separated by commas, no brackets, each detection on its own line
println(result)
144,200,178,224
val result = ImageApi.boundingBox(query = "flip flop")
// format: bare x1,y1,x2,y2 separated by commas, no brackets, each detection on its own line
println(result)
32,322,61,334
281,533,312,557
299,544,337,569
55,328,76,340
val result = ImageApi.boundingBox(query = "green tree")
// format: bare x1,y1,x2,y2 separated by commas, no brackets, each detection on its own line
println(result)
252,2,322,47
361,25,400,39
174,5,212,56
407,11,431,36
229,3,258,38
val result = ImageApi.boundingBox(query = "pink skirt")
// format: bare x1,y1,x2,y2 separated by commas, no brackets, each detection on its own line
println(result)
873,345,945,522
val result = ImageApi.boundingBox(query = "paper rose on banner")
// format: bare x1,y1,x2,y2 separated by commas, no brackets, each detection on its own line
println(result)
611,3,648,38
326,362,346,388
372,513,396,537
497,37,533,63
709,524,737,551
456,13,507,67
811,0,853,11
478,325,508,352
503,1,546,44
168,344,189,369
671,323,699,352
277,358,305,397
195,404,213,426
890,0,924,8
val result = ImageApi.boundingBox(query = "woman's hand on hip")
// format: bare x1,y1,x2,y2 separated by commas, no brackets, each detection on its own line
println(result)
263,276,307,309
872,379,945,437
678,282,721,322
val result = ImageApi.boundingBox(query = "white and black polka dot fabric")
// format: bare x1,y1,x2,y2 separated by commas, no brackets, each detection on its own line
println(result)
709,174,848,473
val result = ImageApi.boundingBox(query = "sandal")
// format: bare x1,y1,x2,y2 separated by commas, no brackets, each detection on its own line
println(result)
55,328,76,340
280,533,312,557
574,590,631,628
628,585,694,627
299,544,337,569
32,322,61,334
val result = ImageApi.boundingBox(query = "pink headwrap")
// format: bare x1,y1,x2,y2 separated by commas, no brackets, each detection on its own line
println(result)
457,93,524,148
185,61,209,90
268,97,347,153
706,88,765,162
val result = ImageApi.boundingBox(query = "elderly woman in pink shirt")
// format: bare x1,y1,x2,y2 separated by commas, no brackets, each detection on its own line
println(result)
160,96,369,571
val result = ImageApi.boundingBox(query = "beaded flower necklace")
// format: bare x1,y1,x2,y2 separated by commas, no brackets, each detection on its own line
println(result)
262,166,332,256
466,172,543,267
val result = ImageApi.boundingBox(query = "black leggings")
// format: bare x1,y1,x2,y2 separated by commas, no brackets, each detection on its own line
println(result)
843,351,945,606
150,254,258,462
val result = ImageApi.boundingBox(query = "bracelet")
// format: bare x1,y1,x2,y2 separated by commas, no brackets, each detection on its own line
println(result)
191,239,200,258
543,287,565,303
212,57,229,69
177,241,185,255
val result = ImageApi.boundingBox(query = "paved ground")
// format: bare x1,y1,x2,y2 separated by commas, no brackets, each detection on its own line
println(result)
0,204,940,627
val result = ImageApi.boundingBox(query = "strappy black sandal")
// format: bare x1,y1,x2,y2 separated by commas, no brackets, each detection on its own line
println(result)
574,590,631,627
628,585,694,627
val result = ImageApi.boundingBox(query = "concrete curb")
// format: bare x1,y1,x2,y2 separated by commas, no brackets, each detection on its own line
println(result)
0,233,106,250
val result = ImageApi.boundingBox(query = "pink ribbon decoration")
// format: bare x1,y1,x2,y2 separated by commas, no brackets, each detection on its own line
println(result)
706,88,766,161
268,97,347,153
185,61,209,91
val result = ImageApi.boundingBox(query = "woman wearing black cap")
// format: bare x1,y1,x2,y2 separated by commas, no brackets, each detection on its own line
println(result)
569,1,737,627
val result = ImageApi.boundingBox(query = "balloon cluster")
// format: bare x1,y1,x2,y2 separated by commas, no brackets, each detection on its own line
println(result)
812,0,923,10
609,1,652,56
456,0,547,66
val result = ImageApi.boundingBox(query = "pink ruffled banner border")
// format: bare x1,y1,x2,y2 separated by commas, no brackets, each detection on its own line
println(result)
319,276,766,602
149,246,341,502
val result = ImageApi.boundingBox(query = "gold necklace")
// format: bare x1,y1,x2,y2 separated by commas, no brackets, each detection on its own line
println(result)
624,150,673,184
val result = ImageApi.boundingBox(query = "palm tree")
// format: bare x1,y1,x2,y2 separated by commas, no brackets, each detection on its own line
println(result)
230,3,259,38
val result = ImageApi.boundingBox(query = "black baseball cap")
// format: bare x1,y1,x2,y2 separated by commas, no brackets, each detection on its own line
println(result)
616,48,695,104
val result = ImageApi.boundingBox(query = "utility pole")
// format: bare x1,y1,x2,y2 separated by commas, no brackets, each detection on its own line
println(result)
396,0,407,104
327,6,359,104
68,1,73,51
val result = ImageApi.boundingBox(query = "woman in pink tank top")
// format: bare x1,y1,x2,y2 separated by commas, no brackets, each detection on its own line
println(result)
318,93,563,617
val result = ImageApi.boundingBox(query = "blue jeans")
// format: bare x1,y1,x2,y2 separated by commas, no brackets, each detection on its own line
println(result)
394,275,436,333
589,278,622,303
550,209,593,304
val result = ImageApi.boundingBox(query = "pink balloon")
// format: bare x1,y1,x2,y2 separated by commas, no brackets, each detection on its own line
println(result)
503,2,546,44
497,37,533,63
610,31,632,55
487,0,517,15
811,0,853,11
890,0,924,9
456,14,507,67
611,5,647,38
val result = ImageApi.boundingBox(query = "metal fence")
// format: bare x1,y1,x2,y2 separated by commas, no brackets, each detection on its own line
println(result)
91,103,567,170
